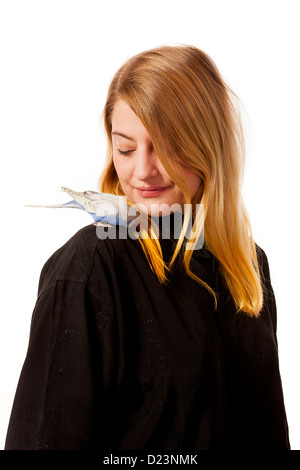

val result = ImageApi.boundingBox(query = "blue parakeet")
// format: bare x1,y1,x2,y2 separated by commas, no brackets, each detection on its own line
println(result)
26,186,139,227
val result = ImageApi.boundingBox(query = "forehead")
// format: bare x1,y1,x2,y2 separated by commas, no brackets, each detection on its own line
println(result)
111,100,150,141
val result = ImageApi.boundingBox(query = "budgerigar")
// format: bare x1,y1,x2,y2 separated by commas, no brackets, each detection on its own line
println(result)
26,187,140,226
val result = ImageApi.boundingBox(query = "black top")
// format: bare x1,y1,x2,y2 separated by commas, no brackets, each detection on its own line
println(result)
5,220,290,450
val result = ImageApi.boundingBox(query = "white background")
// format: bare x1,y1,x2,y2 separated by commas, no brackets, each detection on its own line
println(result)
0,0,299,450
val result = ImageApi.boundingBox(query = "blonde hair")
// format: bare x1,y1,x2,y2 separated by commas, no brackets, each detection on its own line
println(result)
99,45,263,317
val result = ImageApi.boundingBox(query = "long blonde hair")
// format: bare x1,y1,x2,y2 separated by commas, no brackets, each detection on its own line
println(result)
99,45,263,317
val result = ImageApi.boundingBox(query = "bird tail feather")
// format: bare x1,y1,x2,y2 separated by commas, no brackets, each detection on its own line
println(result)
25,202,82,209
25,204,64,208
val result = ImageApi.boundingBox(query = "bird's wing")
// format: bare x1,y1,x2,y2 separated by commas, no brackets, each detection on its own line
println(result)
61,187,131,219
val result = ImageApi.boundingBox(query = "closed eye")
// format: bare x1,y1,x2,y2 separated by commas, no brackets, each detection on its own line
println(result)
117,148,134,156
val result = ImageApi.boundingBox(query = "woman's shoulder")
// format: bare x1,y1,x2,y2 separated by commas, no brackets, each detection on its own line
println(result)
254,242,272,283
37,223,126,296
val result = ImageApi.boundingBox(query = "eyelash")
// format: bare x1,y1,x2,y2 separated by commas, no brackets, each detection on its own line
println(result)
116,148,134,156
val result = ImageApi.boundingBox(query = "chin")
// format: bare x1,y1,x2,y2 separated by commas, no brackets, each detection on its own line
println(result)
133,199,182,218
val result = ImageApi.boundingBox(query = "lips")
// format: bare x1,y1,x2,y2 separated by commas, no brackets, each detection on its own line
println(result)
135,186,169,198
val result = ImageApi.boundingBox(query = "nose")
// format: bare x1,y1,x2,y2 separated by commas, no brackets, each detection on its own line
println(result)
134,148,159,180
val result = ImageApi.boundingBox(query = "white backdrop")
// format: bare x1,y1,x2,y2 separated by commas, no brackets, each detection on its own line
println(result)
0,0,299,450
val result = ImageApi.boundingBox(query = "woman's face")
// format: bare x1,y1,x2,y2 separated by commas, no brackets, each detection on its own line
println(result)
111,99,201,216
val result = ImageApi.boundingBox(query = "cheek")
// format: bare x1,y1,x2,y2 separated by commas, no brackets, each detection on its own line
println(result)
113,155,127,183
183,169,202,196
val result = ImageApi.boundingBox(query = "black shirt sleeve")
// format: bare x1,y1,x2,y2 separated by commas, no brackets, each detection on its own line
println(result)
5,278,118,450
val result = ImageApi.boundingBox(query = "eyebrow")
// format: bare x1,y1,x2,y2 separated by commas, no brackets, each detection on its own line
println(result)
111,131,135,142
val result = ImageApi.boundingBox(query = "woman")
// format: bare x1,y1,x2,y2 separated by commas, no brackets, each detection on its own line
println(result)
5,45,290,450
